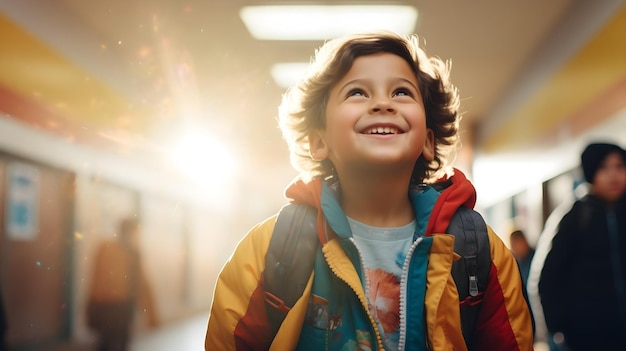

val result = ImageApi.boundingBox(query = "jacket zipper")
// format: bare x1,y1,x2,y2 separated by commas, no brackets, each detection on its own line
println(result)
321,233,384,350
397,236,424,351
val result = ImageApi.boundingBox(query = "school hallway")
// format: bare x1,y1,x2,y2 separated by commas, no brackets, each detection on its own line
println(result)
130,313,209,351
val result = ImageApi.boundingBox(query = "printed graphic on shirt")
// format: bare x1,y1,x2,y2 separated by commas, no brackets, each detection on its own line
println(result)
367,268,401,333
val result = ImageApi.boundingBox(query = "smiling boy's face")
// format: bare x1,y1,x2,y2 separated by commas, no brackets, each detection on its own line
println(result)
308,53,433,178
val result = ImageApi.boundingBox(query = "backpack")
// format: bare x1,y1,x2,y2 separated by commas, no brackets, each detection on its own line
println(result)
263,203,491,348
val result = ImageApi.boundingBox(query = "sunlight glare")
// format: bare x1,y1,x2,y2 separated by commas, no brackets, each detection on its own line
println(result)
169,132,237,189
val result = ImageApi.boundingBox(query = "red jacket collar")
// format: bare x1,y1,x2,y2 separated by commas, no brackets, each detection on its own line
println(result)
284,168,477,238
425,168,477,235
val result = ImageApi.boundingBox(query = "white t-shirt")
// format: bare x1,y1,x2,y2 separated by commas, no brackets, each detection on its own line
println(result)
349,217,416,350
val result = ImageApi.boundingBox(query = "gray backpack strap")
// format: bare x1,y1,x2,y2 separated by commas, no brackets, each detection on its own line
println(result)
263,204,319,337
447,205,491,349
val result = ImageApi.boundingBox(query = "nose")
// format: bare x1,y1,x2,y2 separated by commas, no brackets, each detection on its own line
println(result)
369,96,396,114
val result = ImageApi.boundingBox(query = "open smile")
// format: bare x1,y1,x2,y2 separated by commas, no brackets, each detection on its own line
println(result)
362,126,404,135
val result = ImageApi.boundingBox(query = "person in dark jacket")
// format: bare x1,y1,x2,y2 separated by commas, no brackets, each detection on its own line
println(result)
539,142,626,351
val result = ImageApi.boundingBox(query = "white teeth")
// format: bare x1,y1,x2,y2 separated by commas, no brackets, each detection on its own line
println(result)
367,127,398,134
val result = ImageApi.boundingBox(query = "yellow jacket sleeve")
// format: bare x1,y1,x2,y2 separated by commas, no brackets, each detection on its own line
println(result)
205,216,276,350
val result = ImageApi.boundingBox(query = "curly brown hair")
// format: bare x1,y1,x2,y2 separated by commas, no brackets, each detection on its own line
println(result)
278,31,460,183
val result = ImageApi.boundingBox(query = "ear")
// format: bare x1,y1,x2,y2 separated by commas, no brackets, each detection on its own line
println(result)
308,130,329,161
421,129,435,161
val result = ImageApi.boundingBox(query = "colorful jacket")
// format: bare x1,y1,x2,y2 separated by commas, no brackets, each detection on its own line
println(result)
205,170,533,350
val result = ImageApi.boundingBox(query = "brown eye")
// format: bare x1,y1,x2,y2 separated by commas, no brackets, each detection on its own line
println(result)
393,88,413,97
347,88,366,97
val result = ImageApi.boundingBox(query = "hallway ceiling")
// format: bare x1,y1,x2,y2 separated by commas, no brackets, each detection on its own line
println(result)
0,0,623,204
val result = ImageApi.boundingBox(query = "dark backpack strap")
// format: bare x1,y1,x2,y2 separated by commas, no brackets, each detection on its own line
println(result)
262,203,491,348
263,204,319,338
447,206,491,349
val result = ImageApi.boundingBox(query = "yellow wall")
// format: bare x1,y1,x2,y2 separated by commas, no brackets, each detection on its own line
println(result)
482,5,626,153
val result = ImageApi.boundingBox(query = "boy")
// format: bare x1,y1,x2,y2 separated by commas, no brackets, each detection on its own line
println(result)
206,32,533,350
539,142,626,351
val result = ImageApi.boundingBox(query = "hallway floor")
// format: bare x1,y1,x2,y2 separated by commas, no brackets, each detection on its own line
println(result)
50,312,210,351
131,313,208,351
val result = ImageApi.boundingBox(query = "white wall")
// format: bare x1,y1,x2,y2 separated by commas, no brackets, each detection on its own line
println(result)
473,106,626,209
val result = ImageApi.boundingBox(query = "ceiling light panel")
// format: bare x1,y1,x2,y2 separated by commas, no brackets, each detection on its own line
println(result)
240,5,418,41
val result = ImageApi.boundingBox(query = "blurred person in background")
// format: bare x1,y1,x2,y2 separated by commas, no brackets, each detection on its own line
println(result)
87,217,160,351
510,229,535,287
539,142,626,351
527,181,588,351
510,229,536,337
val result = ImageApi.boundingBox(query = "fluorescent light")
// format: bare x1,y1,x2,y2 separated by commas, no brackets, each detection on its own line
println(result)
271,62,310,89
240,5,418,41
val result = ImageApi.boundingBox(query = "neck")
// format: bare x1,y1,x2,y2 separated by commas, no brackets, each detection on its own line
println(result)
588,190,621,209
336,170,415,227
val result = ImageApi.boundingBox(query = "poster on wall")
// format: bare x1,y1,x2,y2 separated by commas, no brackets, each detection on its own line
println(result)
5,162,39,240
